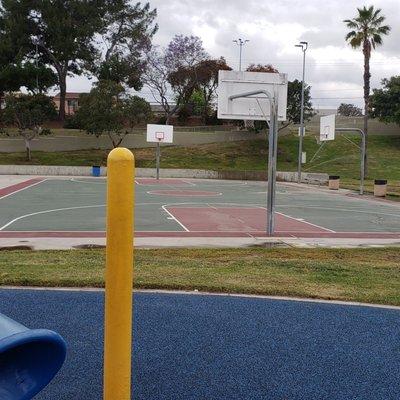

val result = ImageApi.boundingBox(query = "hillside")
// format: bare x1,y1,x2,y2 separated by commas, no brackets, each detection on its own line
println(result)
1,133,399,194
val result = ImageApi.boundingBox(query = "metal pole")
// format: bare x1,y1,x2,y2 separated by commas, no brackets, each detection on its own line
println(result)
156,141,160,180
296,42,308,183
360,133,365,195
336,128,365,195
239,42,242,71
267,105,274,235
266,90,279,236
233,39,249,72
297,42,307,184
228,88,279,235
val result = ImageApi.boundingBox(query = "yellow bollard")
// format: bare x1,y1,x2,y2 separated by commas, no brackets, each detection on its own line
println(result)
104,148,134,400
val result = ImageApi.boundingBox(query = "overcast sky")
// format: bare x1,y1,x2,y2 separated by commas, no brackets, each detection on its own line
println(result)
67,0,400,110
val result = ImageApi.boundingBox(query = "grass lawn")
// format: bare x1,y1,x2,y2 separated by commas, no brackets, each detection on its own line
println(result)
1,133,400,194
1,248,400,306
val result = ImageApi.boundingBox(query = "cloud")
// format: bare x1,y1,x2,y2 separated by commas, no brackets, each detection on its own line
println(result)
66,0,400,109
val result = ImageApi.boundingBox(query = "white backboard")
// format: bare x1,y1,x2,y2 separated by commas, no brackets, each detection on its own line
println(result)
319,114,336,141
217,70,288,121
147,124,173,143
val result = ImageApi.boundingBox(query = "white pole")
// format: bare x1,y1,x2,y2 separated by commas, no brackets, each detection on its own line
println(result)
296,42,308,184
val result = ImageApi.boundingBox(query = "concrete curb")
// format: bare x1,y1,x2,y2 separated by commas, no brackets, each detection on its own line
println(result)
0,165,328,184
1,286,399,310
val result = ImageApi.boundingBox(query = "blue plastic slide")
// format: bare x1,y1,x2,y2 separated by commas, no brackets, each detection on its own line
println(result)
0,313,66,400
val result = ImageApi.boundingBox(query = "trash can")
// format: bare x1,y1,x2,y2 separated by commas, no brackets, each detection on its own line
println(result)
374,179,387,197
328,175,340,190
92,165,101,177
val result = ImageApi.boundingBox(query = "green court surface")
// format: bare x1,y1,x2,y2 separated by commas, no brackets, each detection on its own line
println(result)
0,177,400,238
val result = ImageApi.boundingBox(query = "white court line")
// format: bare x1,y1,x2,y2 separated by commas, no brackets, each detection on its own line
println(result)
0,179,47,201
161,202,335,233
181,179,196,187
135,178,193,187
0,202,169,231
146,190,222,197
275,211,336,233
145,201,400,219
70,178,106,185
161,205,189,232
277,205,400,219
0,205,106,231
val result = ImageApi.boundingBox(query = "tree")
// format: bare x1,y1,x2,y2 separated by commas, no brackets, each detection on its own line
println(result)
344,5,390,174
196,57,232,123
94,1,157,89
246,64,278,73
176,89,205,123
0,5,56,95
0,94,57,160
75,81,126,148
246,79,314,133
0,62,57,94
143,35,209,124
76,80,152,147
338,103,363,117
370,76,400,125
286,79,314,127
164,34,208,71
123,95,153,130
241,64,280,131
0,0,105,121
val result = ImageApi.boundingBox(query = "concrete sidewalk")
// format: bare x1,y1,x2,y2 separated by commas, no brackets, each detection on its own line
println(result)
1,236,400,250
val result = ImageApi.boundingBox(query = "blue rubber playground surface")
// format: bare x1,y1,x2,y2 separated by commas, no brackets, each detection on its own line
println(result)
1,288,399,399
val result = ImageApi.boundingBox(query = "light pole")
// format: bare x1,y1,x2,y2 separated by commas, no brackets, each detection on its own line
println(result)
233,38,249,71
295,41,308,184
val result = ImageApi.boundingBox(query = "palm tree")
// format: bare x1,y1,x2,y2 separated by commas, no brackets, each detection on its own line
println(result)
344,6,390,175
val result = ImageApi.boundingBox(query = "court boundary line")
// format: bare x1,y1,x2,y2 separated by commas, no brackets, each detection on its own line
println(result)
147,190,223,197
70,178,106,185
0,178,46,200
161,205,189,232
0,204,106,231
277,205,400,219
135,178,195,187
275,211,336,233
165,203,335,233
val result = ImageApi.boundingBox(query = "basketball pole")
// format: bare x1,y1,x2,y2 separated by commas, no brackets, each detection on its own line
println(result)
335,128,366,195
266,87,279,236
228,89,279,236
156,141,161,180
104,147,134,400
296,41,308,184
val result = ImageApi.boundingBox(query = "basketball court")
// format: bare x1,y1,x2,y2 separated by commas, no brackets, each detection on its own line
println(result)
0,176,399,242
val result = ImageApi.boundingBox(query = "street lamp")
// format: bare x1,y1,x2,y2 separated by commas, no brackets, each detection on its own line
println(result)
233,38,249,71
295,41,308,184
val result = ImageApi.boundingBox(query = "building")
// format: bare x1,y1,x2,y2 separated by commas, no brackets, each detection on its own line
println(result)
313,107,338,116
53,92,87,116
